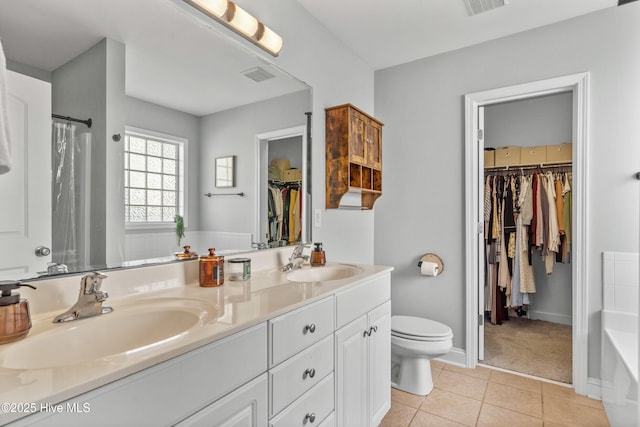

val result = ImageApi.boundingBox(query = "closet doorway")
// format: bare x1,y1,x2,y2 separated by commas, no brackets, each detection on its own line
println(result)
255,126,309,246
464,73,590,395
482,93,573,384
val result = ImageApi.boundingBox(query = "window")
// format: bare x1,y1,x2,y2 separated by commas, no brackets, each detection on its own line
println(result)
124,127,186,227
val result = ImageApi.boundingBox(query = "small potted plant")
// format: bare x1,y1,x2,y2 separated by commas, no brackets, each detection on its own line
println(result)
175,214,185,246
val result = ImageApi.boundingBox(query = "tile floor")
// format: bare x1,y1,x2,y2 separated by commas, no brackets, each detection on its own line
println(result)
381,361,610,427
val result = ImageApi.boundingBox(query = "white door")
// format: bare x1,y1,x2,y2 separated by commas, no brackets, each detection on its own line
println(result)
477,106,485,361
0,71,51,279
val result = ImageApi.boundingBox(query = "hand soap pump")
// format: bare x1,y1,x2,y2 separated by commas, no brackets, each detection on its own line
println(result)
0,280,37,344
310,242,326,267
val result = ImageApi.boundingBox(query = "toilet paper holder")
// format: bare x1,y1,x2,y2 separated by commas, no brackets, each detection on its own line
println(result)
418,253,444,275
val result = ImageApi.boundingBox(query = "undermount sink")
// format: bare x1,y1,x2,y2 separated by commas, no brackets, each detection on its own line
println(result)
1,299,215,370
286,264,362,283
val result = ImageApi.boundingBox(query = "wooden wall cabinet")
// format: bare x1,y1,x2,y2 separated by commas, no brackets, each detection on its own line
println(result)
326,104,383,209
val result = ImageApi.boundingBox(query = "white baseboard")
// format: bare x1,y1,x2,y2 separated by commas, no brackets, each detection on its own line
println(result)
436,347,467,367
528,310,572,325
587,377,602,400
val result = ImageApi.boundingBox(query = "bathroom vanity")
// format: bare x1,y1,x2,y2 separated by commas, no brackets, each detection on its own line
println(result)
0,249,392,427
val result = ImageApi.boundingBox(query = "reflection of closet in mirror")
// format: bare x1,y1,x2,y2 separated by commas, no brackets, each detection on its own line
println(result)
256,126,308,248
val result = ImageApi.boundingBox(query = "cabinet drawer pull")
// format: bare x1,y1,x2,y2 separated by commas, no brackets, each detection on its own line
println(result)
305,412,316,423
371,325,378,334
304,368,316,379
303,323,316,334
363,329,369,337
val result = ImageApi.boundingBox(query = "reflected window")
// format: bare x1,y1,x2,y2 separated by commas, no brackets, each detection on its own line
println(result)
124,127,186,226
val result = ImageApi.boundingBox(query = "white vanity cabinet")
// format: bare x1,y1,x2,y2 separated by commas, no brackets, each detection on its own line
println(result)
7,268,391,427
334,275,391,427
268,296,336,426
11,324,268,427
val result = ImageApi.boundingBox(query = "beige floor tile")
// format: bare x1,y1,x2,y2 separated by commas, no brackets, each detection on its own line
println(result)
445,364,492,380
431,360,446,371
434,369,488,401
542,396,610,426
392,387,426,409
484,381,542,418
489,369,543,393
380,401,417,427
476,403,543,427
541,382,605,410
409,410,466,427
420,388,482,426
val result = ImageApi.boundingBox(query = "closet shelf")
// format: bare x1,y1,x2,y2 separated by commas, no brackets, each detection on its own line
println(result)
485,161,572,173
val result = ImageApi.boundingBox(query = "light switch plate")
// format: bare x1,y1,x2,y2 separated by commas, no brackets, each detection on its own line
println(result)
314,208,322,227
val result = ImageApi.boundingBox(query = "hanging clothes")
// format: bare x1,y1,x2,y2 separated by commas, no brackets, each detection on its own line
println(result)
482,167,571,325
267,181,302,245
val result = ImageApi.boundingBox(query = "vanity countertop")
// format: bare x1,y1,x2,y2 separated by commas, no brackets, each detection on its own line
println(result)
0,257,392,424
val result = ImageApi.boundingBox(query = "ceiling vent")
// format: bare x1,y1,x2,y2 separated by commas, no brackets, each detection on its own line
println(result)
462,0,508,16
242,66,276,83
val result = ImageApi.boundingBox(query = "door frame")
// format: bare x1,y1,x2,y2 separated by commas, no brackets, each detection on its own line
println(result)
463,72,590,395
254,125,308,245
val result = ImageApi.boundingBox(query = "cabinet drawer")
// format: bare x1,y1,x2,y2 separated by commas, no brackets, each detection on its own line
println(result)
335,274,390,329
269,296,334,366
269,374,334,427
269,335,333,417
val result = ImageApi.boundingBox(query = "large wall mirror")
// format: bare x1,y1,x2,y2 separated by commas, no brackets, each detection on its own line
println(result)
0,0,312,281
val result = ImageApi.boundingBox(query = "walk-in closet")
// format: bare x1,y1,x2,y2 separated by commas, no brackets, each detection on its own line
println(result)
480,92,573,384
266,135,303,246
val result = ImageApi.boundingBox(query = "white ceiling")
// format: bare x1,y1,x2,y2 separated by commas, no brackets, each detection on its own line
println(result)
294,0,618,70
0,0,307,116
0,0,620,116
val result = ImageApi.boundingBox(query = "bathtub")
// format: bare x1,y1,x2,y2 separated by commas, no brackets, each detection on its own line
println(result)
601,309,638,427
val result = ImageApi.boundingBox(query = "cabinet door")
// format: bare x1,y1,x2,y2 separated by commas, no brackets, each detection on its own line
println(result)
348,110,366,164
368,302,391,426
364,119,382,170
176,374,268,427
335,315,368,427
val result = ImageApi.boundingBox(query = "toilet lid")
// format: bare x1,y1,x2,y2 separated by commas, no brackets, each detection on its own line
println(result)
391,315,453,340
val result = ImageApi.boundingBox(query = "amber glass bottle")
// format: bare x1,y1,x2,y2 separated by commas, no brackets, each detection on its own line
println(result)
199,248,224,287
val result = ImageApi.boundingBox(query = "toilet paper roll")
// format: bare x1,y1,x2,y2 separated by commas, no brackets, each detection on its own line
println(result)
420,261,439,276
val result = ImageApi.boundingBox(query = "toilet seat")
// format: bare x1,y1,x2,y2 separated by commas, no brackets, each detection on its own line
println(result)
391,315,453,342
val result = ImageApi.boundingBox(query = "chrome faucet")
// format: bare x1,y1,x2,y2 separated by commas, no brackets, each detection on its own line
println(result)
52,272,113,323
282,245,310,272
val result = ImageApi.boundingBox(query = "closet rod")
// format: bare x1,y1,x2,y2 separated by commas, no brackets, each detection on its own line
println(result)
52,114,92,128
485,161,572,174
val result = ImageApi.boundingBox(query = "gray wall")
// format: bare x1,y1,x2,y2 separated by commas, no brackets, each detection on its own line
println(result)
374,3,640,380
485,93,573,324
199,90,310,234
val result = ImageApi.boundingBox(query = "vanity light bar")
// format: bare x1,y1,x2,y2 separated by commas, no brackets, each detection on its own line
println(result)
184,0,283,56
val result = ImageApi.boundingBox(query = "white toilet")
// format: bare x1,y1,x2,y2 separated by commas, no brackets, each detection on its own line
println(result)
390,315,453,396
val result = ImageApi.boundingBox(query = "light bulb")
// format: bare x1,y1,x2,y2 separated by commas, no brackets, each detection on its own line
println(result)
191,0,228,18
258,24,283,55
228,2,259,37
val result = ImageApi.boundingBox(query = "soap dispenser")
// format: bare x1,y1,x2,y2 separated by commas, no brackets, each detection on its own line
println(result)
0,280,37,344
310,242,326,267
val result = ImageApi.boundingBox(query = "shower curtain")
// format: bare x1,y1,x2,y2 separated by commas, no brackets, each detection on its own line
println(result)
52,121,91,270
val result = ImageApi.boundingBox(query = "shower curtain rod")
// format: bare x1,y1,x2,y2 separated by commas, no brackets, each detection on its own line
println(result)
52,113,92,129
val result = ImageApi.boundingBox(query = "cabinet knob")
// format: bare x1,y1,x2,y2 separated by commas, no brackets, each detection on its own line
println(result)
305,412,316,423
304,368,316,379
303,323,316,334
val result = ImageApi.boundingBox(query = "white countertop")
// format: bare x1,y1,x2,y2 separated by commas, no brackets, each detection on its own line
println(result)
0,253,392,424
